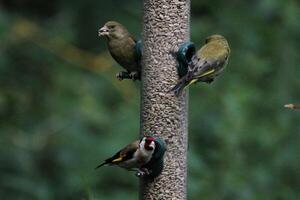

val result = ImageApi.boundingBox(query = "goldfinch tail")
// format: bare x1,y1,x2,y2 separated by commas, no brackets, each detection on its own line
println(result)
95,162,106,169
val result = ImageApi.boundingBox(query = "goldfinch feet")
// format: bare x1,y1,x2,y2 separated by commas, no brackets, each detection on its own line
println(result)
135,168,150,177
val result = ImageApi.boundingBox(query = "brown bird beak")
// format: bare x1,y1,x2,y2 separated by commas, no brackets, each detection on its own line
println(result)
98,26,109,36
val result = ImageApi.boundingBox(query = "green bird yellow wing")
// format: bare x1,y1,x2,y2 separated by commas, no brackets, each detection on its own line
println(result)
188,42,230,81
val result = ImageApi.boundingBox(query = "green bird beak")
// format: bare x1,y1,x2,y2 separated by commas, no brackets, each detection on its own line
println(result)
98,26,109,36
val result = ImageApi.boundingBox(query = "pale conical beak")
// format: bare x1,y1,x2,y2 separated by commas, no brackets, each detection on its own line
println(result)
98,26,109,36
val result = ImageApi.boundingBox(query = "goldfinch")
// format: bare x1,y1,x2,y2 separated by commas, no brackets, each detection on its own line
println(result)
95,136,156,177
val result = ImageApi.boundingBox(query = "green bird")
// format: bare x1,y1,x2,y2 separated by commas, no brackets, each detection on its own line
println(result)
170,34,230,96
98,21,140,80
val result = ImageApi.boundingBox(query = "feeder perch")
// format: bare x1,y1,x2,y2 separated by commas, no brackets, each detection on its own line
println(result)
176,42,196,77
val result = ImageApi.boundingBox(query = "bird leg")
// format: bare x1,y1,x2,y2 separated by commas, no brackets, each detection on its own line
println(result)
129,71,140,81
116,71,131,81
116,71,140,81
135,168,151,177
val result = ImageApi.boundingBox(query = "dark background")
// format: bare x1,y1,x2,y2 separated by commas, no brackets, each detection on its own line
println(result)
0,0,300,199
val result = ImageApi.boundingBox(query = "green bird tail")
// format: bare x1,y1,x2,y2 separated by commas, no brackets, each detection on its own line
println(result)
169,78,188,97
170,77,198,97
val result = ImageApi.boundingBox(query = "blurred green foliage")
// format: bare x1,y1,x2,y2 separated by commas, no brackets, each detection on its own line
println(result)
0,0,300,199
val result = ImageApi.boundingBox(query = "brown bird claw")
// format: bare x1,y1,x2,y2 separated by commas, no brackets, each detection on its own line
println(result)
116,71,130,81
116,72,124,81
116,71,140,81
129,72,140,81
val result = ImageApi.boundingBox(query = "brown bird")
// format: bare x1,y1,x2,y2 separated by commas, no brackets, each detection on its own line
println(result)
98,21,140,80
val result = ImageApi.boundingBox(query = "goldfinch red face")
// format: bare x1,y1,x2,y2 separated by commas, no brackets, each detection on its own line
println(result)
140,137,156,151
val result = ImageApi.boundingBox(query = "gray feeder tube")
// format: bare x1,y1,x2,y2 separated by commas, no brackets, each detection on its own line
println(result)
140,0,190,199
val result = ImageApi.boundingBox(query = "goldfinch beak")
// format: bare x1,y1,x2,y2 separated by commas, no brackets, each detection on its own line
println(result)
98,26,109,36
149,141,155,150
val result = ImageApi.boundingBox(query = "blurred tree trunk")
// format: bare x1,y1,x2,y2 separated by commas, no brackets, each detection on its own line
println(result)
140,0,190,199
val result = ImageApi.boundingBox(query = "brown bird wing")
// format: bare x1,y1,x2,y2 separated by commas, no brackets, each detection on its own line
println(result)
108,35,139,72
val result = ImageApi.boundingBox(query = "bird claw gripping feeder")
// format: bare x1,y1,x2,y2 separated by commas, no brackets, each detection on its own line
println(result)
116,71,140,81
140,136,166,179
176,42,196,77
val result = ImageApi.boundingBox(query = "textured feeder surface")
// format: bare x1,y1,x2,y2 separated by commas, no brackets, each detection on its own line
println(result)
140,0,190,199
